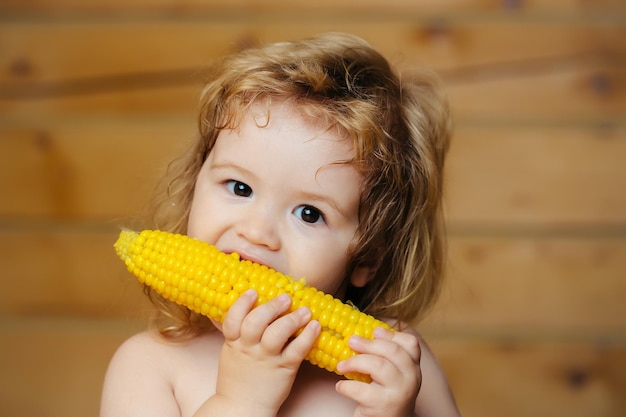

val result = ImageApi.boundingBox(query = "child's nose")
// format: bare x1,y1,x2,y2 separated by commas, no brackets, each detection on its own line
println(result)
235,208,280,250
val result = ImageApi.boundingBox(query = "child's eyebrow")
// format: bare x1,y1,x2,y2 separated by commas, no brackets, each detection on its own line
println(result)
209,161,254,177
297,190,349,218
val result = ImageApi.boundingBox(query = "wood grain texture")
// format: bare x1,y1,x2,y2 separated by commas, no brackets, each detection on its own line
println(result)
0,319,139,417
425,235,626,332
2,19,623,83
0,229,152,317
0,121,194,219
445,125,626,224
429,338,626,417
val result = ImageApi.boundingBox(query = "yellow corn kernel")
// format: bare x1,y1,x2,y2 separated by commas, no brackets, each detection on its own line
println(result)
114,229,392,381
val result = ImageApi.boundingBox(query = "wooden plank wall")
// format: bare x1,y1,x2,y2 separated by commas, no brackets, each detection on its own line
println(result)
1,1,625,416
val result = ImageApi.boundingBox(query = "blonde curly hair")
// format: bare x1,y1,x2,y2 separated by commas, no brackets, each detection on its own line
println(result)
141,32,452,338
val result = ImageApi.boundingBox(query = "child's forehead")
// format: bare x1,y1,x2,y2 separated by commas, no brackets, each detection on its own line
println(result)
210,107,363,196
225,96,343,132
232,102,349,146
216,96,368,173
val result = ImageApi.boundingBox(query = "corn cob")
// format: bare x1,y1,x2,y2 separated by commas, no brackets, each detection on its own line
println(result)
114,229,392,381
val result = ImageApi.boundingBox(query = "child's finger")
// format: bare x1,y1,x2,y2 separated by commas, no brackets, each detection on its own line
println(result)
260,307,313,353
350,334,419,369
337,351,396,384
338,334,420,386
336,347,421,412
335,379,378,408
281,319,321,363
373,327,421,363
336,373,418,417
222,289,258,340
238,293,292,344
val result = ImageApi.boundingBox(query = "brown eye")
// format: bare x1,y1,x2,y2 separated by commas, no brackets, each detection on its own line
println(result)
228,180,252,197
295,205,323,224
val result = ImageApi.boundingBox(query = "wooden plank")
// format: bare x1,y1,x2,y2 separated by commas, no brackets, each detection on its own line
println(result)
424,235,626,332
1,19,624,85
2,123,624,223
1,318,624,417
0,318,139,417
445,124,626,224
2,21,623,122
0,0,624,14
429,338,626,417
0,85,201,121
448,61,626,123
2,229,625,331
0,120,194,219
0,229,152,318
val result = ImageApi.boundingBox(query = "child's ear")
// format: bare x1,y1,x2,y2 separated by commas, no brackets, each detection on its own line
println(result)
349,265,376,288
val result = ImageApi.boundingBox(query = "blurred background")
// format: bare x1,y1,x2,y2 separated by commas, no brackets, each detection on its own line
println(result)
1,1,625,416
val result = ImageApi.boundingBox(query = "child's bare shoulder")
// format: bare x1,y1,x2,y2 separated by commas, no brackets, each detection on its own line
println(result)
106,331,173,377
113,329,223,358
101,331,180,416
102,331,223,417
412,331,462,417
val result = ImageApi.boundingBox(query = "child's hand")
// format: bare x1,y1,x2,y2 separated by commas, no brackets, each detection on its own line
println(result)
214,289,321,417
335,327,422,417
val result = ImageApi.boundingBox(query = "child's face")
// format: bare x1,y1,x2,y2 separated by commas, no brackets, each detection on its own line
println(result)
188,102,363,297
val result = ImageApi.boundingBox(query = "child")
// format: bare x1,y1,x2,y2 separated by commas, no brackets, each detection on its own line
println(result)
101,32,460,417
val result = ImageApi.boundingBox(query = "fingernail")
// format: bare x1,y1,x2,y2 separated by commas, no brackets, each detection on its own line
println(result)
348,335,365,348
374,326,392,338
297,306,311,319
277,293,290,303
308,319,320,331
